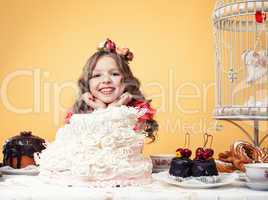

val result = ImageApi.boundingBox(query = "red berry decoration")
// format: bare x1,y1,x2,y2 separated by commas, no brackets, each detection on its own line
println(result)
175,148,183,157
126,51,134,61
105,39,116,51
183,148,192,158
175,148,192,158
202,150,210,160
206,148,214,158
176,148,183,153
196,147,204,154
196,152,203,160
198,133,215,160
195,147,204,159
255,10,266,23
202,148,214,160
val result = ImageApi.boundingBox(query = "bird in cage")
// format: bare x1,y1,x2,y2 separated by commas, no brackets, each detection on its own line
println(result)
241,49,268,84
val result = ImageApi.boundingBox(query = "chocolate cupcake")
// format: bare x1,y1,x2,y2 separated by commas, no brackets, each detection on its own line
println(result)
169,148,193,178
192,147,218,177
3,131,46,168
192,159,218,177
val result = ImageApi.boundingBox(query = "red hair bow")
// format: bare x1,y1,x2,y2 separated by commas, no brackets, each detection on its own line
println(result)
130,100,156,122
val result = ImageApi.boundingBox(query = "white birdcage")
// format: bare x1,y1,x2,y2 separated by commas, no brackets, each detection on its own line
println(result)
212,0,268,146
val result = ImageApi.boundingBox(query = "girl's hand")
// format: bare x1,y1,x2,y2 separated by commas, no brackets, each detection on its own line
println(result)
81,92,107,109
108,92,133,107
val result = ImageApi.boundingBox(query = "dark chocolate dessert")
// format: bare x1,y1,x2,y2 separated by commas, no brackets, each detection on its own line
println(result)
169,148,193,178
3,131,46,169
192,147,218,177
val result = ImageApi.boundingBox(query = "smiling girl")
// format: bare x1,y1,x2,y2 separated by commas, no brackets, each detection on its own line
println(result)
65,39,158,141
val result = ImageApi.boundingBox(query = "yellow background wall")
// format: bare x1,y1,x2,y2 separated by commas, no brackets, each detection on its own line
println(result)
0,0,267,161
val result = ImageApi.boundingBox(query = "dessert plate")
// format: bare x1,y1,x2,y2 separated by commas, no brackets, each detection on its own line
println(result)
245,181,268,190
0,165,39,176
152,168,168,173
0,172,3,181
153,171,237,189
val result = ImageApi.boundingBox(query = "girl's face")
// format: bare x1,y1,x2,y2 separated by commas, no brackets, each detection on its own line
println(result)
89,55,125,104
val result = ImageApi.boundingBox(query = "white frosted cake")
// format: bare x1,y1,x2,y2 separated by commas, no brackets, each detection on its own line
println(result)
35,106,152,187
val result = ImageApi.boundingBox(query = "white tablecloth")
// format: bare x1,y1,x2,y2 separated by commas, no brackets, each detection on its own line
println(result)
0,174,268,200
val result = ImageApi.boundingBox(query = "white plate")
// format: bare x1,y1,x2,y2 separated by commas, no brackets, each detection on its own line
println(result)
153,171,237,189
237,172,248,182
0,165,39,176
246,181,268,190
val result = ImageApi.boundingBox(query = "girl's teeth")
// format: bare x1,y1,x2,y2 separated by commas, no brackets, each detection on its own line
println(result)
101,88,113,92
100,88,114,95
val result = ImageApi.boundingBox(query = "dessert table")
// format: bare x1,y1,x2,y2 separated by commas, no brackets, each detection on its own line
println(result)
0,174,268,200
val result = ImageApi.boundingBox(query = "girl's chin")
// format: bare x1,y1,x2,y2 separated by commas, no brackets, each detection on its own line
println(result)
98,96,117,104
101,100,113,104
